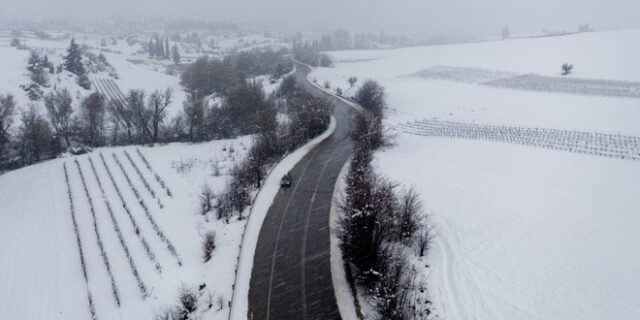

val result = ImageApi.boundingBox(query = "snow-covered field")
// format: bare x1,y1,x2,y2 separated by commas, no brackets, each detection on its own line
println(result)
375,137,640,320
314,29,640,135
0,138,253,320
313,30,640,319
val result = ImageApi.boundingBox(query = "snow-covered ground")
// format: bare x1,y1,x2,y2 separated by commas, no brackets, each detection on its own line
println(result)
0,34,186,127
0,30,289,129
0,138,253,320
314,29,640,135
312,29,640,319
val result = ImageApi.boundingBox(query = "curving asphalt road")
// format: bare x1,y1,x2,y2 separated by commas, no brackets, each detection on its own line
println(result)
248,63,358,320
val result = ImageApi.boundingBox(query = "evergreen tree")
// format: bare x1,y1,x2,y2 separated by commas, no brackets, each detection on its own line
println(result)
165,38,170,59
78,92,106,147
64,38,86,76
0,94,16,160
18,105,54,164
44,88,74,149
502,26,511,40
26,51,41,73
42,55,54,73
183,91,206,141
355,80,386,118
27,51,48,86
77,73,91,90
148,39,155,58
171,44,181,64
155,36,164,59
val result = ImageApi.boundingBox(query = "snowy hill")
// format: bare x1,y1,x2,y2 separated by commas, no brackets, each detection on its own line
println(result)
312,29,640,320
0,138,252,320
314,29,640,135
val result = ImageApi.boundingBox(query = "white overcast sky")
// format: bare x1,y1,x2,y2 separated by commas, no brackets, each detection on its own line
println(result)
2,0,639,36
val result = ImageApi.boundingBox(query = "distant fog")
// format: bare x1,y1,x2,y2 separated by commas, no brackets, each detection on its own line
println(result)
2,0,640,37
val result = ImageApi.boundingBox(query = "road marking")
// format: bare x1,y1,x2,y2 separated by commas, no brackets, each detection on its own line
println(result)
265,150,318,320
300,142,346,320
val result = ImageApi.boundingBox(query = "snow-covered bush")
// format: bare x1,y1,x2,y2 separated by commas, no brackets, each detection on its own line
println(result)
202,231,216,262
398,188,423,244
155,285,198,320
561,63,574,76
374,249,417,320
178,285,198,315
199,184,215,215
153,306,180,320
339,82,432,317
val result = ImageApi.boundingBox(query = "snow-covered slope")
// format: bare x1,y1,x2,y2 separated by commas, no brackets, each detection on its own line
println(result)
313,29,640,135
375,137,640,320
313,29,640,320
0,138,252,320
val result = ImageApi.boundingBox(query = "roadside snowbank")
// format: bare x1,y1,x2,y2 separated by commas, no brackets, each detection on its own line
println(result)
329,160,361,320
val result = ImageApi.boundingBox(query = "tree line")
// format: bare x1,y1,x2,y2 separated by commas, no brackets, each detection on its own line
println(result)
147,36,181,64
339,80,431,319
288,29,410,52
207,74,333,221
179,48,293,98
0,49,304,179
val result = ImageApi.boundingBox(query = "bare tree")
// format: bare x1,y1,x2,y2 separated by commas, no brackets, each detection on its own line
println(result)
202,231,216,262
148,88,173,143
44,88,73,149
78,92,106,147
399,188,423,244
182,91,206,142
348,76,358,88
109,99,135,144
376,249,416,320
216,294,225,311
127,89,152,143
0,94,16,158
200,184,215,215
417,228,430,257
18,105,53,164
561,63,574,76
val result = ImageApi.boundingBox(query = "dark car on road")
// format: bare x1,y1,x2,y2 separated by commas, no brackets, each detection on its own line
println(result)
280,172,292,188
